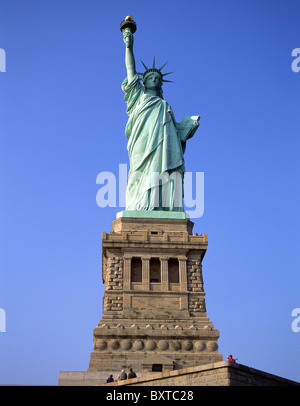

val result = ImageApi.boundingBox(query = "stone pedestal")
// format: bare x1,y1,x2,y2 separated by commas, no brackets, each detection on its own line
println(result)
87,217,222,373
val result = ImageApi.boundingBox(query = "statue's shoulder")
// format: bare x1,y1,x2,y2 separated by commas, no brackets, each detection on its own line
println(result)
122,73,142,92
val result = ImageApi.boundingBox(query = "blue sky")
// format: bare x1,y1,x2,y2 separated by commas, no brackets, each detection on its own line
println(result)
0,0,299,385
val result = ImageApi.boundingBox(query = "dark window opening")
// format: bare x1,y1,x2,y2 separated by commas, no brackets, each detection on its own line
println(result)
131,257,142,282
150,258,161,283
168,258,179,283
152,364,163,372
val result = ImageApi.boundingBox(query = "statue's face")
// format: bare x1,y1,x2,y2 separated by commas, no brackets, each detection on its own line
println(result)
144,72,162,90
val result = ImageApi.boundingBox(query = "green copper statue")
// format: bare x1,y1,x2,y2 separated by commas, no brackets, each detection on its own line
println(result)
120,16,200,215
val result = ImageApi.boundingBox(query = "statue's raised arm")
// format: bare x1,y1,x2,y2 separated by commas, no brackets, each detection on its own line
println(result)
120,16,137,84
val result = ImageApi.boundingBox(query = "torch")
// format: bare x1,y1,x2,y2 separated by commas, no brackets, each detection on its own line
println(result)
120,15,137,34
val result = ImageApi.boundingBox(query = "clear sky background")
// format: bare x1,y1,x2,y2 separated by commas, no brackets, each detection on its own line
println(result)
0,0,299,385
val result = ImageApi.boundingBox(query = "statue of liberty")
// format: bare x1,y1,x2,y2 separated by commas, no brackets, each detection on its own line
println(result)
120,17,200,216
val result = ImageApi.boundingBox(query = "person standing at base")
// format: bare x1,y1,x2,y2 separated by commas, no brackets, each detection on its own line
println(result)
128,368,137,379
227,355,238,362
106,374,114,383
118,369,127,380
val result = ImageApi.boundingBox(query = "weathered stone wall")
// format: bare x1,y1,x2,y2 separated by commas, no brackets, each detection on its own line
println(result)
103,296,123,312
100,361,300,387
86,218,224,372
187,257,203,292
104,256,123,291
57,361,300,386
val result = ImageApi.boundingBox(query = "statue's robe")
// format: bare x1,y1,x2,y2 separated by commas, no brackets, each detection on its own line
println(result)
122,74,198,211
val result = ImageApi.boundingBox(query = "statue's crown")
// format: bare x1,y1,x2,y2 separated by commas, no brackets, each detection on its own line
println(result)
139,57,173,83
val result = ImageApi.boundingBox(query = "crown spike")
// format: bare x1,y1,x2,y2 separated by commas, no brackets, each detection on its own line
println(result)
140,58,173,84
140,60,148,70
159,61,168,71
152,56,156,69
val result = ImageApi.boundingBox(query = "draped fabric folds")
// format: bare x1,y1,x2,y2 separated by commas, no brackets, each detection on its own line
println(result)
122,74,198,211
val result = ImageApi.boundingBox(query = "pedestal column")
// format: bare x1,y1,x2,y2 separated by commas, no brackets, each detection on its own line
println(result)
123,256,131,290
161,258,169,291
142,256,150,291
179,257,187,291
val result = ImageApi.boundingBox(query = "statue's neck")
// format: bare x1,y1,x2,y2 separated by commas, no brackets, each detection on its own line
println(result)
146,88,161,98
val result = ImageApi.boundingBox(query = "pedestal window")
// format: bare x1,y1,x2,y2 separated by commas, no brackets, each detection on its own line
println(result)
150,257,161,283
